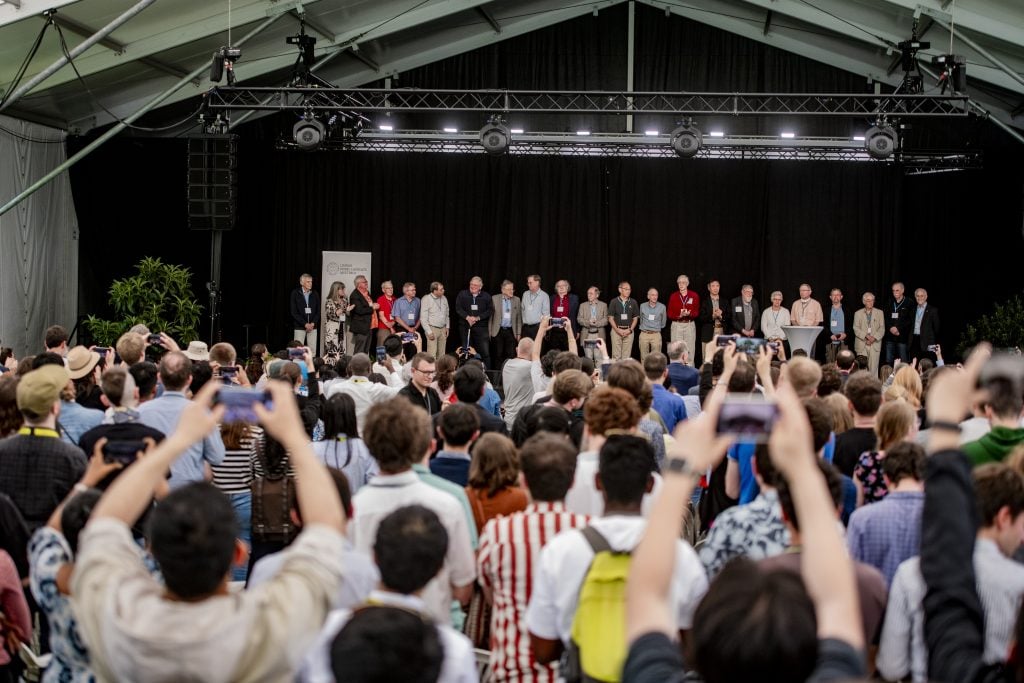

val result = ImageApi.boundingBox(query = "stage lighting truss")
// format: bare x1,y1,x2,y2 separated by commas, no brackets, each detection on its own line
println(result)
479,117,511,155
273,130,981,172
205,88,971,118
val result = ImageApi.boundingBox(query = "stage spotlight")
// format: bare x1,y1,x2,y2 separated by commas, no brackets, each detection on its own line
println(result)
293,118,325,150
865,124,897,160
479,120,511,155
670,124,702,158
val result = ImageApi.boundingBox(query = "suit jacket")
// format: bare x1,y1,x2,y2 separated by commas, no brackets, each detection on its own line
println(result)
852,308,885,357
489,294,523,338
698,297,729,342
914,305,940,348
883,298,915,341
290,287,320,328
349,291,376,335
577,300,609,332
729,297,761,336
550,294,579,325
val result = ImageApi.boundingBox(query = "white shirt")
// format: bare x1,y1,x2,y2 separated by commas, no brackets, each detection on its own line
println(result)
298,591,477,683
526,515,707,645
372,360,410,389
958,416,991,445
351,470,476,624
325,377,400,432
877,539,1024,682
565,451,664,518
760,306,791,340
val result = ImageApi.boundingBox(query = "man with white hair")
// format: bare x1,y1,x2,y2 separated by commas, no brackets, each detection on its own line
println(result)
667,275,699,367
910,288,940,363
290,273,320,354
854,292,885,377
455,276,493,370
760,291,790,361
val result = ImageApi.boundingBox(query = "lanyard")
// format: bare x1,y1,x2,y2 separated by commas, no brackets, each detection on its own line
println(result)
893,298,904,312
18,427,58,438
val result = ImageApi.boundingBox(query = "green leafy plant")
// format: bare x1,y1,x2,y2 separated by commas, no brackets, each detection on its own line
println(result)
84,257,203,346
958,294,1024,356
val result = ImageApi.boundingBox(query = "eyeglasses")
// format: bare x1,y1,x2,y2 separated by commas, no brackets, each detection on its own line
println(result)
414,368,437,375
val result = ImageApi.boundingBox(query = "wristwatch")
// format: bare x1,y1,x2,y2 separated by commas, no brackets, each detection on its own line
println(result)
665,457,700,479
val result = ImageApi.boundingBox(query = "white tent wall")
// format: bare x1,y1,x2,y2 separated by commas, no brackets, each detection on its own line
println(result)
0,115,79,357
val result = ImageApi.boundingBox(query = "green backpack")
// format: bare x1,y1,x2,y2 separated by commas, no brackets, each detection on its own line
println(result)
564,526,632,683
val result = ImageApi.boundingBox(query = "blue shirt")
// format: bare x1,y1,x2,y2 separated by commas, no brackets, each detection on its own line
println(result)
914,304,926,335
59,400,104,447
391,297,421,329
829,306,846,336
480,386,502,418
521,290,550,325
847,490,925,586
500,297,513,328
727,442,759,504
411,463,479,550
138,391,225,489
650,384,687,434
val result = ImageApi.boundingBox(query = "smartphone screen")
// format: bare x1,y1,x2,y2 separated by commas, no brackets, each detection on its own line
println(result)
375,346,387,363
102,440,146,465
214,387,273,424
716,395,780,442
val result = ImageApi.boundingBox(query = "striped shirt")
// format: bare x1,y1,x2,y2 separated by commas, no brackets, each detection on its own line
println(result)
211,426,261,493
877,539,1024,682
477,501,589,682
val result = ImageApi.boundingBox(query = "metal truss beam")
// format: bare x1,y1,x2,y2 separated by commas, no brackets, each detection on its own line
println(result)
871,0,1024,48
203,86,971,117
23,0,328,95
278,130,982,171
0,0,80,28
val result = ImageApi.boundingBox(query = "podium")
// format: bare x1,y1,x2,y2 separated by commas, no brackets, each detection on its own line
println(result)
782,325,822,357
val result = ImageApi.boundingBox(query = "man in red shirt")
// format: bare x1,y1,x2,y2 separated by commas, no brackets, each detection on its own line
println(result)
376,280,397,347
667,274,700,367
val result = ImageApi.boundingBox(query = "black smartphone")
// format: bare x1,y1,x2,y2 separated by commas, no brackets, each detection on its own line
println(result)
734,337,769,355
102,440,146,465
550,318,566,328
288,348,305,359
584,339,599,348
716,335,739,347
147,334,163,345
214,387,273,424
93,347,110,355
375,346,387,363
600,361,611,380
401,333,417,343
716,395,780,443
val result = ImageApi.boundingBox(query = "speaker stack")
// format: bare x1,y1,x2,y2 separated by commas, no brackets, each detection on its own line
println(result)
188,135,237,231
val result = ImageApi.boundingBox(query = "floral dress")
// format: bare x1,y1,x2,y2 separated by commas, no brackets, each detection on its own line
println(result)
854,450,888,504
324,296,347,359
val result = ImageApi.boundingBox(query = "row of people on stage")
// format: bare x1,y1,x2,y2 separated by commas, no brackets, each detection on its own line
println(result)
292,274,940,377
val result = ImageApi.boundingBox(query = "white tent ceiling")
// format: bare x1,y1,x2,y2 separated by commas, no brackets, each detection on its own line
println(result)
0,0,1021,136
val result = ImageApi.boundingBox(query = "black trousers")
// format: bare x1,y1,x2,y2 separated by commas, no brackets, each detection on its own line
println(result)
521,323,540,343
491,328,517,372
543,327,569,355
461,324,491,368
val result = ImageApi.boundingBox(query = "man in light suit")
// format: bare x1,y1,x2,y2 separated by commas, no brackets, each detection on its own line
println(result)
490,280,523,372
577,286,608,362
730,284,761,340
853,292,885,378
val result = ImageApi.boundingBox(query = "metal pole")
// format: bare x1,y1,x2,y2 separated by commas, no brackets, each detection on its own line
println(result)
938,19,1024,91
0,12,284,218
228,47,348,130
625,0,635,133
0,0,158,113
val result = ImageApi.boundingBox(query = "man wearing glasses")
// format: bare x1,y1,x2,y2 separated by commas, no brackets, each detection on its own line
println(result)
398,352,444,415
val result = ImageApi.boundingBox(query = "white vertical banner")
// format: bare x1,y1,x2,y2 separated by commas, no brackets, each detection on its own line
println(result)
321,251,372,353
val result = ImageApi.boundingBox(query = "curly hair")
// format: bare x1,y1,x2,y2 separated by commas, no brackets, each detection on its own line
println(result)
584,386,642,435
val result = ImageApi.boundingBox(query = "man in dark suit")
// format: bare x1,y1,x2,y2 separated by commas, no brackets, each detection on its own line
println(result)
883,281,915,366
697,279,728,365
290,273,320,354
489,280,523,373
910,287,941,362
455,276,493,370
730,284,761,340
825,288,850,365
348,275,377,355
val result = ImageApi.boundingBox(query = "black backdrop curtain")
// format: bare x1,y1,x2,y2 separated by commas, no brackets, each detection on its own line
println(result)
69,5,1024,357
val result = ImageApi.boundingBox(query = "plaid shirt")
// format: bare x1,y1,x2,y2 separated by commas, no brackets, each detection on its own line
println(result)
699,489,790,578
0,432,86,532
847,490,924,587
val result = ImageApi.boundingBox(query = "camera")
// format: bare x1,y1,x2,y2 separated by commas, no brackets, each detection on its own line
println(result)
716,395,780,442
550,318,566,328
94,347,110,355
214,387,272,424
147,334,163,345
102,440,146,465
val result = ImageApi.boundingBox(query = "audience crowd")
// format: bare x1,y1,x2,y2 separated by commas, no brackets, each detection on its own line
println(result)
0,270,1022,683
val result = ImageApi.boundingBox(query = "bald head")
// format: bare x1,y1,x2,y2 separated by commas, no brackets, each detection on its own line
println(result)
517,338,534,359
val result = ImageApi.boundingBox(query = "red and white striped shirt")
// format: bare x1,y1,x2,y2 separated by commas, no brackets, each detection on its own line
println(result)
477,501,589,682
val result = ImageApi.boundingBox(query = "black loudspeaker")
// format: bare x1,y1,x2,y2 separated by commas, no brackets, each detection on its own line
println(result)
188,135,237,231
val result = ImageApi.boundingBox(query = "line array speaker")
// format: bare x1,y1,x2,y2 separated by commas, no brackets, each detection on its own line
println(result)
188,135,237,231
